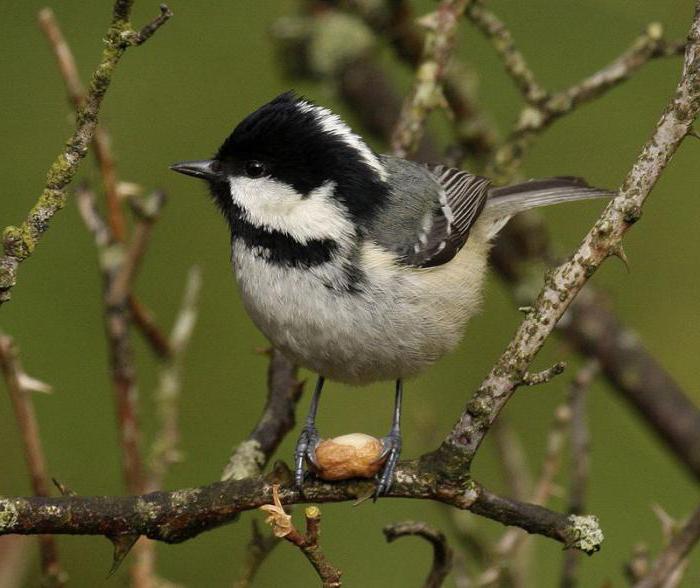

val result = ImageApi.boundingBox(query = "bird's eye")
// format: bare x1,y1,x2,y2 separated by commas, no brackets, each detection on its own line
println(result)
245,160,266,178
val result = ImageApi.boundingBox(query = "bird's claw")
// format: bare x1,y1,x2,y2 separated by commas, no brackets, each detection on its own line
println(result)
294,424,320,490
374,430,401,500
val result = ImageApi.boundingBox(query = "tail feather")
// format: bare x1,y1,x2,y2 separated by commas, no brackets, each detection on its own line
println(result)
485,176,614,218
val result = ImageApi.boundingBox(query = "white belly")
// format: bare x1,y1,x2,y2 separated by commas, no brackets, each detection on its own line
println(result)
231,233,489,385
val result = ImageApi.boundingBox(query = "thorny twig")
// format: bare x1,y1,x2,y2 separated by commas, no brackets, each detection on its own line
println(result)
0,1,172,304
260,485,342,588
383,521,454,588
0,336,67,587
37,7,173,358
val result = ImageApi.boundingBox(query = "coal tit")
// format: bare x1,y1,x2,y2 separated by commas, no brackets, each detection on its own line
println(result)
171,92,610,497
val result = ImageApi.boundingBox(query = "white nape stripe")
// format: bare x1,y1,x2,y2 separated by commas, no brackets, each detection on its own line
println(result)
295,101,388,181
228,176,354,244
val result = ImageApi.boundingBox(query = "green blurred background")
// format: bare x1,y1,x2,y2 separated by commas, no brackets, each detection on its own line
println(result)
1,0,699,586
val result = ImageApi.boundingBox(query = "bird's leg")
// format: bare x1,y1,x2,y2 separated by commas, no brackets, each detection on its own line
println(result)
375,379,403,499
294,375,324,489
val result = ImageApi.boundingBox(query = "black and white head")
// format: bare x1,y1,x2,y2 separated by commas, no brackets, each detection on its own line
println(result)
170,92,389,247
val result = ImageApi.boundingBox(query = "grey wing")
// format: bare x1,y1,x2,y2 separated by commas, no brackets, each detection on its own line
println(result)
369,157,491,268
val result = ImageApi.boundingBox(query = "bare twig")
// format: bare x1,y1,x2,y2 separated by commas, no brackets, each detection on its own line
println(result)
0,536,30,588
390,0,472,157
222,349,303,481
233,521,280,588
492,418,531,501
37,8,172,358
561,360,599,588
76,184,153,587
478,397,574,586
0,1,172,304
633,505,700,588
0,336,67,586
464,1,548,105
147,266,202,492
261,485,342,587
383,521,454,588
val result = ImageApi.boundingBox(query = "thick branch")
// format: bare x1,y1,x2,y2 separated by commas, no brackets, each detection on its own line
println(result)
0,459,601,554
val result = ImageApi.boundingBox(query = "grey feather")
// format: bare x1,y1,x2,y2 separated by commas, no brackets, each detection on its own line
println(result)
368,158,612,269
485,176,613,218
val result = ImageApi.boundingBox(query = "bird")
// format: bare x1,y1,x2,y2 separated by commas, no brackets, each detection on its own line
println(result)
170,91,611,498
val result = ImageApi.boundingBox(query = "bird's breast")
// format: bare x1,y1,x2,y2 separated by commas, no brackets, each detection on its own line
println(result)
230,237,489,384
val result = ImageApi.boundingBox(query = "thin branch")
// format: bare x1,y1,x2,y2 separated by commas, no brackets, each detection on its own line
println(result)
147,266,202,492
390,0,472,157
261,486,342,587
464,1,548,105
77,185,145,495
0,536,30,588
440,4,700,468
478,396,574,586
232,521,280,588
0,1,172,304
633,505,700,588
0,336,67,586
383,521,454,588
221,349,303,481
491,418,531,501
485,21,686,180
561,360,599,588
77,184,161,586
37,8,172,358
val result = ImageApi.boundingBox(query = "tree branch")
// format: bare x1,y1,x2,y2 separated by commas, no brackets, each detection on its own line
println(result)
440,3,700,465
221,349,303,481
0,1,172,305
633,504,700,588
391,0,472,157
0,462,603,554
0,336,67,586
383,521,453,588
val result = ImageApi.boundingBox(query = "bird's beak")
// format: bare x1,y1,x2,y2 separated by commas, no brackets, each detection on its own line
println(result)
169,159,221,181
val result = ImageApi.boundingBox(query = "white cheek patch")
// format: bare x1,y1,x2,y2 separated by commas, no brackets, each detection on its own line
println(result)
295,101,387,182
228,176,354,244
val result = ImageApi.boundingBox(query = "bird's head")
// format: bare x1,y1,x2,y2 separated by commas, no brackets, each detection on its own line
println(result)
171,92,388,240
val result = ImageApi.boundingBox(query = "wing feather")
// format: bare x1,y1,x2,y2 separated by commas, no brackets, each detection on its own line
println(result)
398,164,489,268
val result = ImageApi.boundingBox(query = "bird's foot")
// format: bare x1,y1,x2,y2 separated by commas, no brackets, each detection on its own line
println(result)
294,424,321,490
374,429,402,500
